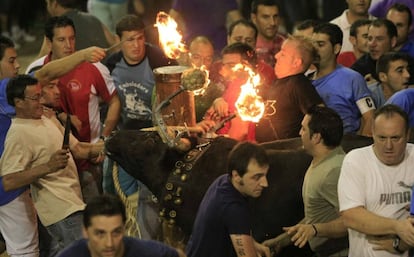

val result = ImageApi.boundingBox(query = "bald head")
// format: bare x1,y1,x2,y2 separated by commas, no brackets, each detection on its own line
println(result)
189,36,214,69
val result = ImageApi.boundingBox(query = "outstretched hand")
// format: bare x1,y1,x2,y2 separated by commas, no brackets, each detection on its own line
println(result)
283,224,316,248
82,46,107,63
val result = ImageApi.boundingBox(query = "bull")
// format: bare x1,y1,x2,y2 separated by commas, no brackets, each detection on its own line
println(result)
105,130,373,256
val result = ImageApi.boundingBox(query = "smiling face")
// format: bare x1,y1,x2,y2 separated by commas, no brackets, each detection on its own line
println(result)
120,30,146,65
84,215,125,257
372,113,408,166
232,158,269,198
16,84,44,119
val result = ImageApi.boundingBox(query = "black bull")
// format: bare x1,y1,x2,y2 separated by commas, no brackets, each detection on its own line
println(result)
105,131,373,256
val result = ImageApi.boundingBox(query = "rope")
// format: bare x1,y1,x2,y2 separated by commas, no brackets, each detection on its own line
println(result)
112,161,142,238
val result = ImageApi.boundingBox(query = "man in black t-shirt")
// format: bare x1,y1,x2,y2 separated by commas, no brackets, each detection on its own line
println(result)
255,34,323,143
186,142,270,257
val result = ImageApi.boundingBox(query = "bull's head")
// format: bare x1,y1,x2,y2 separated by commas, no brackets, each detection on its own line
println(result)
152,68,208,148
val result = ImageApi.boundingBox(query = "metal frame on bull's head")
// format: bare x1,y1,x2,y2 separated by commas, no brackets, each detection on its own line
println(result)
152,68,209,148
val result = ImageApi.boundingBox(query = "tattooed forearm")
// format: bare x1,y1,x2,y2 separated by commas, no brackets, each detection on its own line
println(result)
235,235,246,256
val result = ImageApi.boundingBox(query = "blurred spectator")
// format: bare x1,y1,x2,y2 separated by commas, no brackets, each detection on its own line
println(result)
87,0,128,33
250,0,285,67
369,0,414,41
38,0,117,57
227,19,257,49
386,88,414,135
330,0,374,53
294,19,323,37
169,0,242,54
351,19,397,84
369,52,411,107
386,3,414,57
337,19,371,67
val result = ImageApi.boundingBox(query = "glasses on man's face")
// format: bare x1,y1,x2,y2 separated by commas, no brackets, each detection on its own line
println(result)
24,94,42,102
190,53,213,63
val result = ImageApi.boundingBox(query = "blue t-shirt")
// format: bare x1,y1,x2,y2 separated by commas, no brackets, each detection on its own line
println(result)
312,65,373,134
57,237,179,257
186,174,251,257
0,78,28,206
386,88,414,127
368,82,386,108
112,56,154,128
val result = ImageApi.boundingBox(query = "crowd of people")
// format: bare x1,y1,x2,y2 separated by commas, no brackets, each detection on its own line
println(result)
0,0,414,256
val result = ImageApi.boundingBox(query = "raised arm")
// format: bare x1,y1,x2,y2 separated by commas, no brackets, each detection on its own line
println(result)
70,141,104,161
34,46,106,85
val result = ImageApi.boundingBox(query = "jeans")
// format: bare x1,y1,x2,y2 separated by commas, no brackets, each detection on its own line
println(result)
46,211,83,257
103,158,160,239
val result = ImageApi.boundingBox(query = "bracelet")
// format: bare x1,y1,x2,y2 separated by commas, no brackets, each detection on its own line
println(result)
311,224,318,237
393,236,404,254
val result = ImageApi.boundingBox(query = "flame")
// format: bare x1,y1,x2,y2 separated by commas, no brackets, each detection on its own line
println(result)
234,65,265,122
155,11,187,59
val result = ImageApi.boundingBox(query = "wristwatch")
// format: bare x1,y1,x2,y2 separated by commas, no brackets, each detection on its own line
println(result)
393,236,404,254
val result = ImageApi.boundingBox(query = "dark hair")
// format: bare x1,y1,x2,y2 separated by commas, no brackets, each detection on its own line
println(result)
221,42,257,67
115,14,145,38
227,142,268,177
374,104,409,133
44,16,76,41
228,19,258,39
6,75,39,106
388,3,412,27
370,19,398,39
307,106,343,148
55,0,78,9
314,23,343,47
295,19,322,32
350,19,371,37
0,35,15,60
376,51,411,75
83,194,127,228
251,0,278,14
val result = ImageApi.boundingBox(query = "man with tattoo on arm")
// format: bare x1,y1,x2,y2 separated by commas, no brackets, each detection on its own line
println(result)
186,142,270,257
